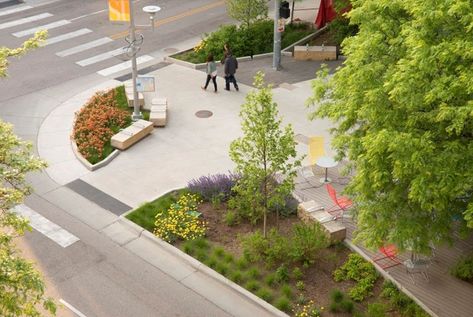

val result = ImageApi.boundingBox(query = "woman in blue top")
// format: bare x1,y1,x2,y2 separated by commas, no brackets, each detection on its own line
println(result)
201,53,218,93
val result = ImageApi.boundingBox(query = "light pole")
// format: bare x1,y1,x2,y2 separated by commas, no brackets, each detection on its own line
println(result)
127,1,161,121
129,0,141,120
273,0,281,70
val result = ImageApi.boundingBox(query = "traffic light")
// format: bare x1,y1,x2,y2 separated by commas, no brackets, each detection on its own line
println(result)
279,1,290,19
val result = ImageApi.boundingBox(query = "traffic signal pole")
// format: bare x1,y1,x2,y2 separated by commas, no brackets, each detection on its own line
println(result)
273,0,281,70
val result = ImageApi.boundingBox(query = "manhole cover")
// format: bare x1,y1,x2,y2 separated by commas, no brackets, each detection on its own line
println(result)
195,110,213,118
164,47,179,54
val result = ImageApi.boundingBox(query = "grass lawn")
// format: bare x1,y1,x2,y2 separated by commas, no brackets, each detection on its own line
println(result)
115,85,150,120
125,189,188,232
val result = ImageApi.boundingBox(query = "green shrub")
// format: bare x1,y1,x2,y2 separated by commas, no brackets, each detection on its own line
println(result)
236,257,249,270
275,296,292,312
246,267,261,279
292,267,304,280
241,229,290,267
280,284,293,299
229,270,244,283
193,237,210,250
206,256,218,269
381,281,429,317
330,289,344,303
265,273,277,287
182,241,193,255
224,210,239,226
223,253,234,263
366,303,386,317
290,222,329,264
333,253,378,301
296,280,305,291
216,262,229,276
213,246,225,258
245,280,260,292
275,264,290,283
256,288,274,303
196,250,208,262
340,300,354,314
451,254,473,282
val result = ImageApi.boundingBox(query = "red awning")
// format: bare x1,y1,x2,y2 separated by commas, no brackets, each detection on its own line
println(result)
315,0,337,29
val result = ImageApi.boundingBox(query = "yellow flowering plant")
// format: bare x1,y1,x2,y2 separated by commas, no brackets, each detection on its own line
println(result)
154,193,207,242
293,300,321,317
193,40,206,53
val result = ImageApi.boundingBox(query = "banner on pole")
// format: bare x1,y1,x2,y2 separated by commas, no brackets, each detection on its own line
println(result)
108,0,130,22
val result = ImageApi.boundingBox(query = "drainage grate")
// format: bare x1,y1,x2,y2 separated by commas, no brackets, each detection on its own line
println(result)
195,110,213,118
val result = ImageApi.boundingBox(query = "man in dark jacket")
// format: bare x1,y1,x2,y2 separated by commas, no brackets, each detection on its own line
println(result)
224,51,239,91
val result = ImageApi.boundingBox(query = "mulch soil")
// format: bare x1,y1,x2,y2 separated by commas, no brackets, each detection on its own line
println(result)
194,202,399,316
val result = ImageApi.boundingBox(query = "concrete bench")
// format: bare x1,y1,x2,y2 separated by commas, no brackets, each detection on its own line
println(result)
149,97,168,127
297,200,346,243
111,119,153,150
124,82,144,108
294,45,337,61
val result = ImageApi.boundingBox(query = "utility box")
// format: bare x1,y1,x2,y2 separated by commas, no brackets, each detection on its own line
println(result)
294,45,337,61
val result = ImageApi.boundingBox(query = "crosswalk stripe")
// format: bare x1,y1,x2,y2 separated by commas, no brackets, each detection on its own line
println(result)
76,47,124,66
56,37,113,57
0,5,32,17
44,28,92,46
14,204,80,248
0,12,52,30
13,19,71,37
97,55,154,76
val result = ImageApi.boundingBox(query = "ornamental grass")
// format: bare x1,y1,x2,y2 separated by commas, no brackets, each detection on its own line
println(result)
72,88,131,164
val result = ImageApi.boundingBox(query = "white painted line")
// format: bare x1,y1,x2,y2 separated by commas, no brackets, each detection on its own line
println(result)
0,5,32,17
0,12,53,30
59,299,88,317
56,37,113,57
14,204,79,248
75,47,124,66
97,55,154,76
44,28,92,46
70,8,107,22
13,19,71,37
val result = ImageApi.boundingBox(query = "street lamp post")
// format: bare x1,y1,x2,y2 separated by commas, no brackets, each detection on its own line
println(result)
273,0,281,70
129,0,141,120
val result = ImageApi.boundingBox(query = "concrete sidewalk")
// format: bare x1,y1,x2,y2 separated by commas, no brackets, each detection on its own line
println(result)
33,54,335,316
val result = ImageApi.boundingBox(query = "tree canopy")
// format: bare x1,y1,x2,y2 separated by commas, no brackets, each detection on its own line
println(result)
225,0,268,28
230,72,301,236
308,0,473,253
0,31,56,316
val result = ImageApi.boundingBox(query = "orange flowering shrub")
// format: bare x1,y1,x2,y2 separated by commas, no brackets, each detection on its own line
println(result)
72,88,131,164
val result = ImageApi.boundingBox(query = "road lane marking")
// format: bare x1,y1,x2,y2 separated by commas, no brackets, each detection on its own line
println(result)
56,37,113,57
110,0,225,40
59,299,88,317
14,204,79,248
0,4,32,17
75,47,125,66
44,28,92,46
97,55,153,76
70,8,107,22
13,19,71,37
0,12,53,30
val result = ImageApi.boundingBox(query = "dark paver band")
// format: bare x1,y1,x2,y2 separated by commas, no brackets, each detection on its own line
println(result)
0,0,22,9
66,179,132,215
114,62,171,82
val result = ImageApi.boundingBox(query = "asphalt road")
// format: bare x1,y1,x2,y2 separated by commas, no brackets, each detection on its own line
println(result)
0,0,230,102
0,1,238,316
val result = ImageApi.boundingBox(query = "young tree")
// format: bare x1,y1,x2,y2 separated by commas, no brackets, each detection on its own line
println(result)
225,0,268,28
0,31,56,316
307,0,473,254
230,72,301,237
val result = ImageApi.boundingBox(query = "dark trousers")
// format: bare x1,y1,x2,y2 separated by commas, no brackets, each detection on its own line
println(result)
204,75,217,91
225,74,239,90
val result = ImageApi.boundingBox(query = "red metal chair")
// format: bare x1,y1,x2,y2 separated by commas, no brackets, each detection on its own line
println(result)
373,244,402,269
325,183,353,219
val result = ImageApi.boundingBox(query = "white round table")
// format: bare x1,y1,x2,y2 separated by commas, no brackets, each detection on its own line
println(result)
316,156,338,183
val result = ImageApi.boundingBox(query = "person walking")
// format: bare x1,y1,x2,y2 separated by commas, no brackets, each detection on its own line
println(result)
201,53,218,93
224,50,239,91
